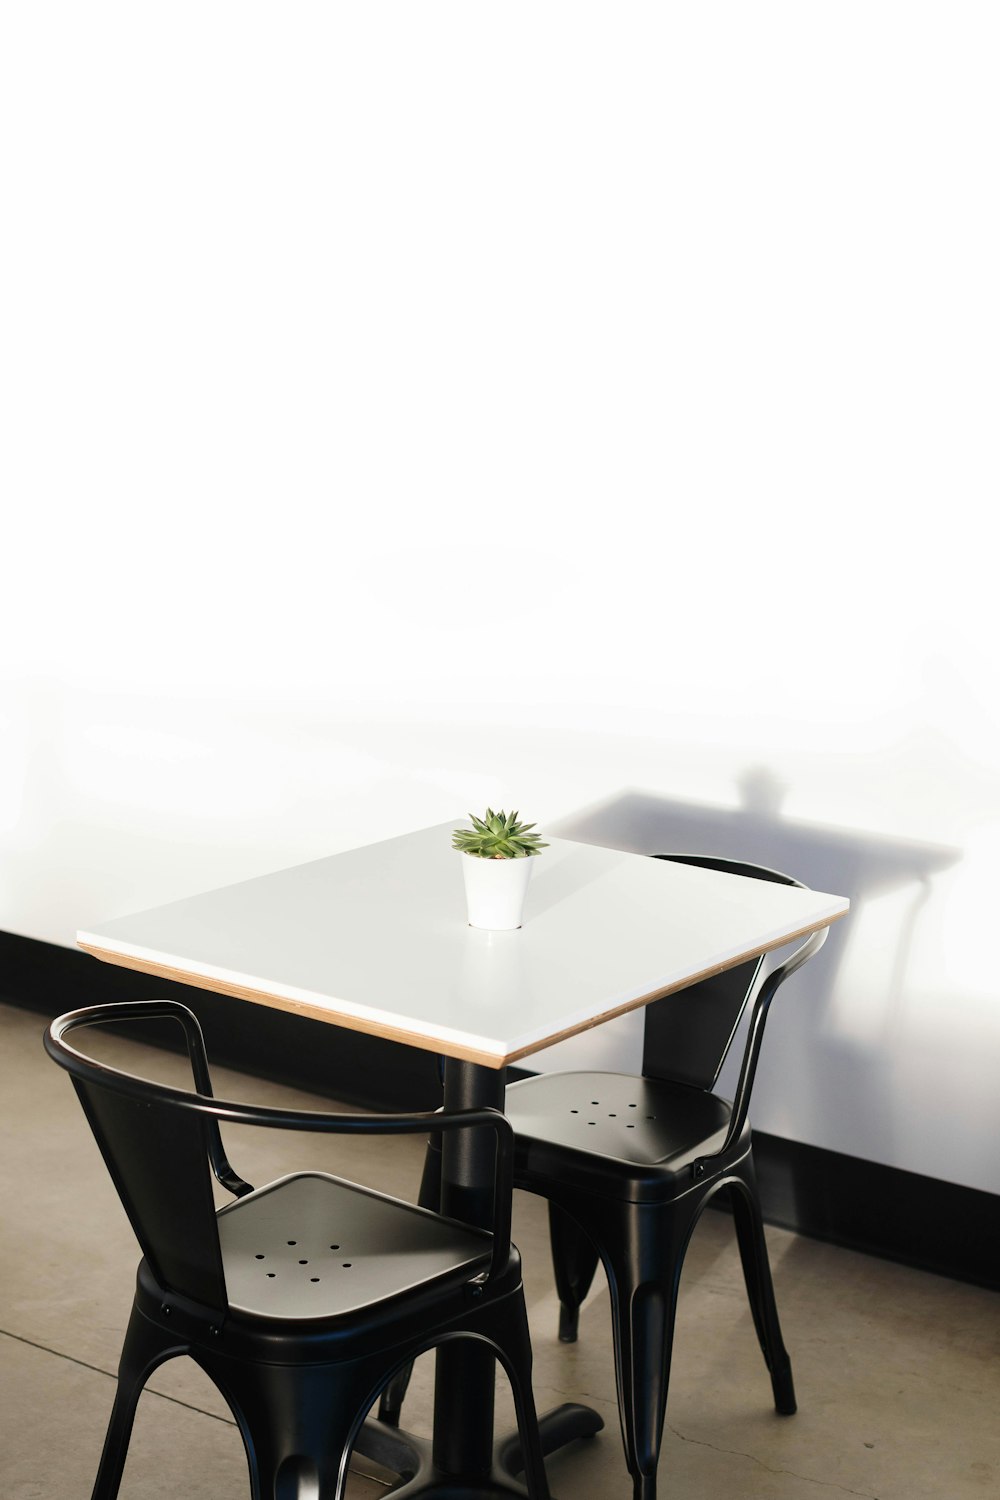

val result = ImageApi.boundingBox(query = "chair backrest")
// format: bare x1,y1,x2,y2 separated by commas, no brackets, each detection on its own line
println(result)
71,1054,231,1312
44,1000,515,1315
640,854,802,1091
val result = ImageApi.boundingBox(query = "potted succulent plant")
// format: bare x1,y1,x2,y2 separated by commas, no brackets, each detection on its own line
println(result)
452,809,548,930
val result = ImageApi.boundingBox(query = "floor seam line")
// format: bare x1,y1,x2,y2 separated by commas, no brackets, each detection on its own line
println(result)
665,1422,878,1497
0,1327,235,1426
0,1324,397,1481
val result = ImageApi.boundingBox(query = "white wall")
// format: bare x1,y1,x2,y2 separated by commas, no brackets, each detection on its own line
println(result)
2,5,998,1192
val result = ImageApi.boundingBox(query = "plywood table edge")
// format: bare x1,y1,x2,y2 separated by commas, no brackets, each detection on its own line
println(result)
503,905,848,1063
76,941,515,1069
78,904,846,1072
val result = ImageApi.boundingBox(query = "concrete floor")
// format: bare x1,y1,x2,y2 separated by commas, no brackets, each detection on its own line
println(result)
2,1000,998,1500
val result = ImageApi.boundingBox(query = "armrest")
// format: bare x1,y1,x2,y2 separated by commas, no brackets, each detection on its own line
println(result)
46,998,255,1198
46,1001,515,1286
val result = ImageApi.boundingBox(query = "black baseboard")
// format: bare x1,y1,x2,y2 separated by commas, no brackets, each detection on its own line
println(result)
751,1130,1000,1291
4,929,997,1289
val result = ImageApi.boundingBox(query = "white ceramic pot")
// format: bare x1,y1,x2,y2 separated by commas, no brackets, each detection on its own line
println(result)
461,854,535,930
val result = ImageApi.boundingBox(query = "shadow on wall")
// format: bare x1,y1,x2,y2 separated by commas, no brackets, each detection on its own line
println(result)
549,774,960,1167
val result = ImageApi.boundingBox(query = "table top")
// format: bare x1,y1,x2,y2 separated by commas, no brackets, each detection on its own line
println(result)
78,822,849,1068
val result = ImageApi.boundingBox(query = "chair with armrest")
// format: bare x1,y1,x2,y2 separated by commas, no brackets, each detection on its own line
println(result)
502,854,830,1500
379,854,830,1499
44,999,551,1500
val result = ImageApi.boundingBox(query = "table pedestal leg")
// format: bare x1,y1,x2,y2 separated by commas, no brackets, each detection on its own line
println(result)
355,1403,605,1498
353,1059,603,1497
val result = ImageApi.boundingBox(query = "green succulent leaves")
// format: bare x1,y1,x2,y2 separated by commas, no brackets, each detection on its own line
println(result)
452,808,548,859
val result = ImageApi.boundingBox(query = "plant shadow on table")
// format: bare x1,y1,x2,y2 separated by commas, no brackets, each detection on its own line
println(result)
547,773,960,1177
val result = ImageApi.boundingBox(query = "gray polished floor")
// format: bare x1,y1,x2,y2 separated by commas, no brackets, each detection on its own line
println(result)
1,1000,997,1500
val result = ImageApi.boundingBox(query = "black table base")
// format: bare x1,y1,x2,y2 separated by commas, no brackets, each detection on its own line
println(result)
351,1059,604,1496
354,1402,604,1498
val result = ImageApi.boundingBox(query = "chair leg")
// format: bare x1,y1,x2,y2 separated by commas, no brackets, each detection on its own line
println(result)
202,1354,385,1500
548,1201,601,1343
487,1293,553,1500
91,1304,186,1500
375,1357,410,1427
729,1172,796,1414
612,1275,679,1500
596,1201,698,1500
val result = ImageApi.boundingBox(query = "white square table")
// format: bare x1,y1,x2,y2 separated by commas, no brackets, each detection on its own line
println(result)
79,822,849,1498
79,821,848,1070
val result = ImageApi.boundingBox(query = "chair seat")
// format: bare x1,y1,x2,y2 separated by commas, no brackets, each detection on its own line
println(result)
218,1172,493,1321
506,1072,744,1202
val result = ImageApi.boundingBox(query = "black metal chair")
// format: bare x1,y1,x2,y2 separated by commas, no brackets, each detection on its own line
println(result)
379,854,830,1500
44,999,551,1500
503,855,830,1500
